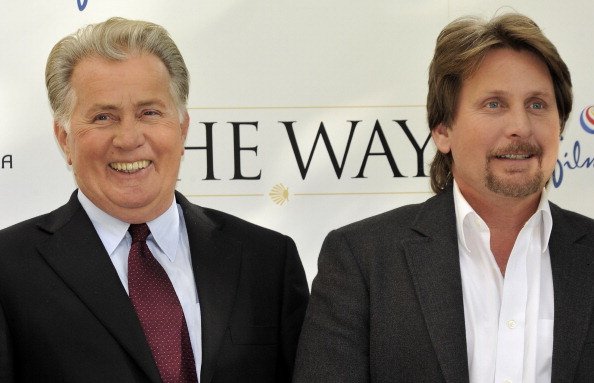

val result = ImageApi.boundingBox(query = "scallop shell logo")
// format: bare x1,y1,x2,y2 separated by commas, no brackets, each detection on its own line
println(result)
580,106,594,134
269,184,289,205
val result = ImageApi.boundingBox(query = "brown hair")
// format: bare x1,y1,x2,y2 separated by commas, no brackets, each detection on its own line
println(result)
427,13,572,193
46,17,189,131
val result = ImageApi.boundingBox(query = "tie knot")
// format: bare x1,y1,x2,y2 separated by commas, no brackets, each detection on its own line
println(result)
129,223,150,243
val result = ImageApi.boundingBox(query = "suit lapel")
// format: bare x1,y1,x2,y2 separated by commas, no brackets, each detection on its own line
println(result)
403,189,469,383
549,205,594,382
178,193,242,383
36,193,162,383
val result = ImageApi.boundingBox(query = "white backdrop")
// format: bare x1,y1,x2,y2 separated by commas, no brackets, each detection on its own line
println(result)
1,1,593,283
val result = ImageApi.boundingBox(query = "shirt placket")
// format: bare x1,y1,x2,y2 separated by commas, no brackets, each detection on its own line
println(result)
494,228,530,383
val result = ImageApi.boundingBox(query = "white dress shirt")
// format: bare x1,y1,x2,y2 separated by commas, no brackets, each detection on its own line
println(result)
78,191,202,379
453,181,554,383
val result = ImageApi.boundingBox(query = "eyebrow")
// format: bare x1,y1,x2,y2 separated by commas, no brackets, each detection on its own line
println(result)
527,91,555,99
483,89,554,98
87,103,120,112
136,99,168,109
86,99,168,113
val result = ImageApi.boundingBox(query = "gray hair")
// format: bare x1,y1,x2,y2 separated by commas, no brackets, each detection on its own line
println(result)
46,17,189,130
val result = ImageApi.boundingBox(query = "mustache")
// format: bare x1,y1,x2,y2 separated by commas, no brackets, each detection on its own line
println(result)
488,141,543,158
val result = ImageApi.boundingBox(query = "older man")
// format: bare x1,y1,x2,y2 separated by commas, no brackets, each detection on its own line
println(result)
293,13,594,383
0,18,308,383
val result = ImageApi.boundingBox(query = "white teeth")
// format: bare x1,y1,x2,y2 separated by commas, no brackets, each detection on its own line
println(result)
498,154,531,159
110,160,151,173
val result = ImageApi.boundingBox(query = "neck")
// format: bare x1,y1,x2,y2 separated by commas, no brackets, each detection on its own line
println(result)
470,193,540,231
459,185,542,275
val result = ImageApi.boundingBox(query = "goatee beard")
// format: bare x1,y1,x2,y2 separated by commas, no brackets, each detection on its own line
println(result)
485,170,544,197
484,141,544,198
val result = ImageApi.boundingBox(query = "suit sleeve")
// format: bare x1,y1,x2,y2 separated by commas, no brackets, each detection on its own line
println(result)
0,300,15,382
277,236,309,381
293,230,370,383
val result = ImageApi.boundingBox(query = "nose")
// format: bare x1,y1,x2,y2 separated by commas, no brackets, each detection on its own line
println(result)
505,106,533,139
112,117,145,150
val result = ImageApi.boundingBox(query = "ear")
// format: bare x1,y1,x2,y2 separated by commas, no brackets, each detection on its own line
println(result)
180,111,189,155
431,123,452,154
54,121,72,165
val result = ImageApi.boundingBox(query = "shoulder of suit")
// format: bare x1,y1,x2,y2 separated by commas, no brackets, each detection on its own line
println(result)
176,192,290,243
0,213,46,242
550,201,594,225
332,200,433,237
549,201,594,246
205,206,289,239
0,193,81,242
328,190,450,239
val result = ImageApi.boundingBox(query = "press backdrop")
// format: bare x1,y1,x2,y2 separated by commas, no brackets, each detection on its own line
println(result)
1,0,593,283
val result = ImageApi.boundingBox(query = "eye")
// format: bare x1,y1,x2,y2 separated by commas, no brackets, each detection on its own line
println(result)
485,100,500,109
141,110,162,117
92,113,112,122
529,101,545,110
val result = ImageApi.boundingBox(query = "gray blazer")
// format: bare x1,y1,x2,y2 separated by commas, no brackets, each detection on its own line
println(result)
0,191,309,383
293,186,594,382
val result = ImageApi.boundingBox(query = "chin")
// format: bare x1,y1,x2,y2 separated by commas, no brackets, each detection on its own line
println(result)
486,175,544,198
117,198,153,209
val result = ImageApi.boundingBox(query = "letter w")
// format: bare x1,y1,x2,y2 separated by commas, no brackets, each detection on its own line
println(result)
281,121,360,179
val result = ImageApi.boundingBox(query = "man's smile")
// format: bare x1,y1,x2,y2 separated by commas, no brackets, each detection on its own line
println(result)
109,160,152,173
495,154,533,160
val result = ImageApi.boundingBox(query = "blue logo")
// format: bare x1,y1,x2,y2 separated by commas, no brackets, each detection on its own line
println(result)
552,106,594,188
580,105,594,134
552,139,594,187
77,0,88,11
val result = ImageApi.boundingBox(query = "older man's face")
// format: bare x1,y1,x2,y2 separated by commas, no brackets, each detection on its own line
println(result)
56,53,188,223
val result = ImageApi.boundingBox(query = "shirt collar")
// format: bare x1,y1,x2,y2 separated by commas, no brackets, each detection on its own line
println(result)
453,180,479,254
146,199,180,262
452,180,553,254
77,190,180,262
533,188,553,251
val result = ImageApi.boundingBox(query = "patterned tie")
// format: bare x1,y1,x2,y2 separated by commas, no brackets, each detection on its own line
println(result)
128,223,198,383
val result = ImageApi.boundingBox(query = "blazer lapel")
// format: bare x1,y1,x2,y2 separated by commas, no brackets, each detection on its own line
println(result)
403,189,469,383
549,204,594,382
36,193,162,383
178,193,242,383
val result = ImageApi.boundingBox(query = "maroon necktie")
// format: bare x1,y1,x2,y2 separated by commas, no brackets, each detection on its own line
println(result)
128,223,198,383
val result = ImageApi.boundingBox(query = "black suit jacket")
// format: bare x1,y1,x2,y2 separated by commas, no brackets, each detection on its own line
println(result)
0,191,309,382
293,186,594,382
